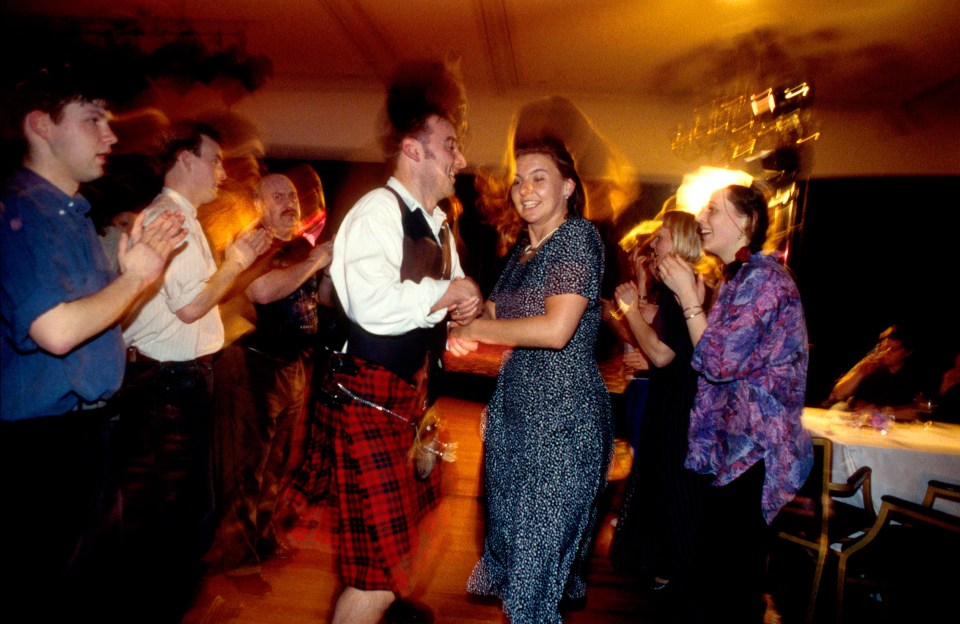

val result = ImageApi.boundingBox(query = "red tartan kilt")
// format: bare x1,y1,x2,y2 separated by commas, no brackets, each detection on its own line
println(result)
327,355,442,593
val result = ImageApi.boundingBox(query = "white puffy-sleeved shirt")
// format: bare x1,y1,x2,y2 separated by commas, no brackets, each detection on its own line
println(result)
330,177,463,338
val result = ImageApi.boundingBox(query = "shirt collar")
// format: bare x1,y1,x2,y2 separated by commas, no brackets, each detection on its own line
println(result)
386,176,446,225
161,186,197,217
15,166,91,217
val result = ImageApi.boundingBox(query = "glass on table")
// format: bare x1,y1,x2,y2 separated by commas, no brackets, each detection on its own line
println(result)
914,393,937,429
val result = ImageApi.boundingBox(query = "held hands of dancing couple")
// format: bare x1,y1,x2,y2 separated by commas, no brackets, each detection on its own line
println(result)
446,292,487,357
441,276,483,357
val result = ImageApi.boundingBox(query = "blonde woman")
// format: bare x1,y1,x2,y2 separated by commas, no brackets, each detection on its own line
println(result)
610,210,714,618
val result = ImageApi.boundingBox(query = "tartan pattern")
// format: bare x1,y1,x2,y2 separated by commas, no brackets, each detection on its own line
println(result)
326,357,442,592
280,392,333,519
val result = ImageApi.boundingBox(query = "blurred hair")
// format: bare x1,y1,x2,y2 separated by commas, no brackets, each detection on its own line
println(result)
380,58,467,165
483,137,585,255
476,96,637,257
658,210,721,290
881,324,916,353
155,120,222,175
10,64,110,126
284,162,326,214
4,64,112,159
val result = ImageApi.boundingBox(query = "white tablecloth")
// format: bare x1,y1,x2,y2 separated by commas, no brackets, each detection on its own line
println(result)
802,407,960,514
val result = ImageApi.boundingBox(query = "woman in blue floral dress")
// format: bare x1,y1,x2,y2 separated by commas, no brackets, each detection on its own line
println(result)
448,137,613,623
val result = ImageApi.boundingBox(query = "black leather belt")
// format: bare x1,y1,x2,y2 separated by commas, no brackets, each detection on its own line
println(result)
126,347,157,364
126,347,216,365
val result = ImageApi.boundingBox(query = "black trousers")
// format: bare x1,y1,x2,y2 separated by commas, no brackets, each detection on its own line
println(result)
1,405,123,623
214,345,305,574
117,356,216,623
689,460,770,624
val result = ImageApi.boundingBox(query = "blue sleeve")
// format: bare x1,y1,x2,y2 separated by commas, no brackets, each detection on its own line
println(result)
1,196,67,351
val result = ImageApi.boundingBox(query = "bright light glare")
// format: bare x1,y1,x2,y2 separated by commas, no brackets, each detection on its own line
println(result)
676,166,753,214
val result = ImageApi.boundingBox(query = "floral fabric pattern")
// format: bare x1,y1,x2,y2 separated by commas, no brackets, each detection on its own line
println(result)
686,252,813,523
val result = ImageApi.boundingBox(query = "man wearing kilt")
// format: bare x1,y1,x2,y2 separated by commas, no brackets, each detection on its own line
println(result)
322,59,482,623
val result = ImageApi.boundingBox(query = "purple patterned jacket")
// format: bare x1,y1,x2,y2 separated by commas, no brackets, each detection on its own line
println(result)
686,251,813,524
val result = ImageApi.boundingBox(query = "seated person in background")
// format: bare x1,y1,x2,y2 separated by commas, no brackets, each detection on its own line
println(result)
828,324,923,421
933,347,960,424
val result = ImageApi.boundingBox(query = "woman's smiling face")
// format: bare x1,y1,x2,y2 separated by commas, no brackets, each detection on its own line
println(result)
697,188,749,264
510,152,573,228
649,225,675,271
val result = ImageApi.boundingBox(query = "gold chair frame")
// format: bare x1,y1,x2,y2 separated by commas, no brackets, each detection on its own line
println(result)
774,436,876,624
835,479,960,623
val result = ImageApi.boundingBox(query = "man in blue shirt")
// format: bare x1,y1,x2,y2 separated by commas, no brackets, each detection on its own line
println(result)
0,66,185,622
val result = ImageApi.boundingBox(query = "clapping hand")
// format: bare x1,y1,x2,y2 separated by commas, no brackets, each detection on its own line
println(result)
631,248,653,290
658,254,704,306
119,210,187,287
614,281,640,317
308,240,334,270
226,226,272,270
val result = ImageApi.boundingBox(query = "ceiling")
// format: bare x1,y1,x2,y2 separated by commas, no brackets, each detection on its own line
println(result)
4,0,960,172
8,0,960,107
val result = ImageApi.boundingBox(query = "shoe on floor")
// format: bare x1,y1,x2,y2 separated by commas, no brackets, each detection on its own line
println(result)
384,597,435,623
228,573,273,596
258,538,299,561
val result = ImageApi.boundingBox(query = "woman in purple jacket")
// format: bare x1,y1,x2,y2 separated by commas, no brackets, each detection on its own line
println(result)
658,184,813,623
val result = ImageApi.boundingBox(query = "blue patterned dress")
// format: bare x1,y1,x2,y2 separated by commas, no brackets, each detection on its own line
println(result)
466,217,614,624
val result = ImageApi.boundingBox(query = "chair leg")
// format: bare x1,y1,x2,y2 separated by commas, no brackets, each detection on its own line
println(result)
805,548,828,624
836,556,849,624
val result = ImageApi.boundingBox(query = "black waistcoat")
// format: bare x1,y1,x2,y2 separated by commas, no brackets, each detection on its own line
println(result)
345,187,451,385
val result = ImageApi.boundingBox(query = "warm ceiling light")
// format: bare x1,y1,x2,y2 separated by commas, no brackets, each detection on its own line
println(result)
751,82,813,117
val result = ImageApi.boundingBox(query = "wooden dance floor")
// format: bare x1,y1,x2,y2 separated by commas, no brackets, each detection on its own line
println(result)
180,370,673,623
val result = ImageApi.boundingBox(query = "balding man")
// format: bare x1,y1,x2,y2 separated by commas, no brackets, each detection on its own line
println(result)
214,173,333,594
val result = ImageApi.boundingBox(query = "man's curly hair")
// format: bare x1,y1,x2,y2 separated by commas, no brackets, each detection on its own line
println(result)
380,58,467,164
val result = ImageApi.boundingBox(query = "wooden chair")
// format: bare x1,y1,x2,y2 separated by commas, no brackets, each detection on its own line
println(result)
835,480,960,623
771,436,876,624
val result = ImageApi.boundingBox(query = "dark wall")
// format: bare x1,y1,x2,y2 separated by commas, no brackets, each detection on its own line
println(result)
793,176,960,403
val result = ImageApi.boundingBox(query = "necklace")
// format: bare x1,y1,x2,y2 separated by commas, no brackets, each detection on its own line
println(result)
521,221,565,255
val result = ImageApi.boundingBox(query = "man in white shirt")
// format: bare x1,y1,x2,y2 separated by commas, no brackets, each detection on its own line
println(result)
323,59,481,624
119,121,270,623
